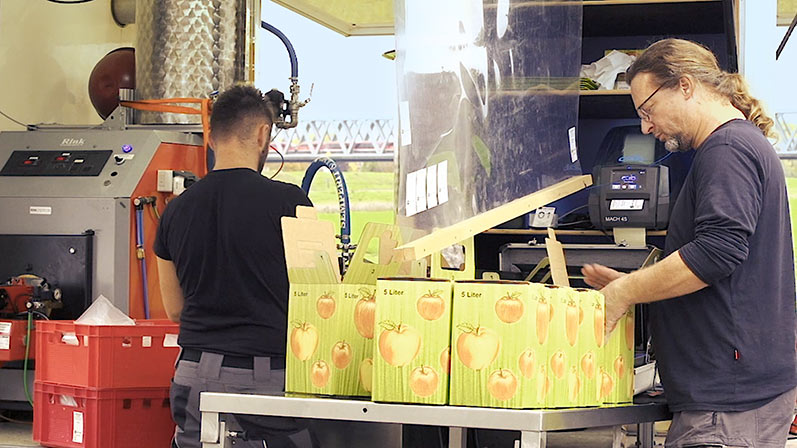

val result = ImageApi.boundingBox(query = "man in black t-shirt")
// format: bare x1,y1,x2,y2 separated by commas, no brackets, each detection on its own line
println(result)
155,85,316,448
582,39,797,446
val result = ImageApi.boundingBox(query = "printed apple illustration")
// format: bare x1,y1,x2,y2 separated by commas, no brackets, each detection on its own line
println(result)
550,350,567,379
579,305,584,326
378,322,421,367
599,368,614,399
316,291,336,319
409,366,439,397
289,322,319,361
456,324,500,370
487,369,518,401
568,366,581,402
354,288,376,339
359,358,373,392
565,298,579,347
537,366,551,402
614,354,626,379
310,360,330,388
581,351,596,380
331,341,352,369
594,300,605,347
518,349,536,379
495,291,524,323
440,347,451,374
625,313,634,350
536,296,554,345
416,289,446,321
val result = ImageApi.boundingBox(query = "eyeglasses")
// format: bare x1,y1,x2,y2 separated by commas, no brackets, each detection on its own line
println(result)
636,83,667,122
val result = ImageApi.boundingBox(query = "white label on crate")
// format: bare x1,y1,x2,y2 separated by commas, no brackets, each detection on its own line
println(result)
405,171,418,217
426,164,438,209
142,336,152,348
0,322,10,335
72,411,84,444
163,333,179,348
29,206,52,215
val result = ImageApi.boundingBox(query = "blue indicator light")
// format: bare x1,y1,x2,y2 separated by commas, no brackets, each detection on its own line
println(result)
122,144,133,153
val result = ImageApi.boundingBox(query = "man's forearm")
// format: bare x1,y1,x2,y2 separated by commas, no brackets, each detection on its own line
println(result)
608,250,709,307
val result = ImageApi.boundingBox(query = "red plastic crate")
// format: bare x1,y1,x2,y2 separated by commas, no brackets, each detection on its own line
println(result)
0,319,35,362
33,381,174,448
35,320,179,388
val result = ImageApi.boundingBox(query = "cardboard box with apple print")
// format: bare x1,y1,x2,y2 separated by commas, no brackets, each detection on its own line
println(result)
541,285,585,408
449,280,548,409
372,278,453,405
601,306,634,404
283,214,415,397
574,288,605,408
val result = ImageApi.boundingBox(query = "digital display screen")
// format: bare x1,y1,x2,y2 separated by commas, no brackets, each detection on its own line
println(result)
609,199,644,211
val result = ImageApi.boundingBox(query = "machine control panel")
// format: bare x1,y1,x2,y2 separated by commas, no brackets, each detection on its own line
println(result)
588,164,670,230
0,150,112,176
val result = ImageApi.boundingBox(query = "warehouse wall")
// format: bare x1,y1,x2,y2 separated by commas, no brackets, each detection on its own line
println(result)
0,1,135,131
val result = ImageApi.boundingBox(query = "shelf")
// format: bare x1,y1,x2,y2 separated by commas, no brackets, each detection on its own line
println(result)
583,0,727,37
579,92,638,119
483,229,666,236
579,89,631,96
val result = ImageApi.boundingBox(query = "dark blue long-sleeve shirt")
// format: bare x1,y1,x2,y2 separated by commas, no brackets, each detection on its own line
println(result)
652,119,797,412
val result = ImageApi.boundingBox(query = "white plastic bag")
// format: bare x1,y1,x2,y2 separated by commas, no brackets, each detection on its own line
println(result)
74,295,135,326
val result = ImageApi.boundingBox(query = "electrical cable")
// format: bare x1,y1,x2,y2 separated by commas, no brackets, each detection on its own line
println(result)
135,206,151,319
23,312,33,406
0,108,29,129
268,146,285,180
0,412,31,425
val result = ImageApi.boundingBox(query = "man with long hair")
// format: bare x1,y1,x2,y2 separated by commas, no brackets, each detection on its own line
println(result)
583,39,797,446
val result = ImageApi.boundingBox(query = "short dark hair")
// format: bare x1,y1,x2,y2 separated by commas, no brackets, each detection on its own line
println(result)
210,84,273,141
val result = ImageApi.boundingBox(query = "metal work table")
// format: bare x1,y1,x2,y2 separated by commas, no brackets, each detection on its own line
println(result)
200,393,671,448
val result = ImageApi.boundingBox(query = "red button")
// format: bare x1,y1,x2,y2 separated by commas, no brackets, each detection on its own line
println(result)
23,160,33,165
56,156,65,161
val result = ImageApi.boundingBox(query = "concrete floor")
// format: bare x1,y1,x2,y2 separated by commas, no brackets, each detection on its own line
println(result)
1,418,795,447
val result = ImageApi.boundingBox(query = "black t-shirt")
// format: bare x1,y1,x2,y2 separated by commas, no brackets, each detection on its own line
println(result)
153,168,312,357
654,119,797,412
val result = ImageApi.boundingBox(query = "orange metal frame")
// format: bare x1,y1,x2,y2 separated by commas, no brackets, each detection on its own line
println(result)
127,142,207,319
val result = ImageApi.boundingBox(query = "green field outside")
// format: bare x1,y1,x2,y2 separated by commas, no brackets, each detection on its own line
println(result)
274,170,396,246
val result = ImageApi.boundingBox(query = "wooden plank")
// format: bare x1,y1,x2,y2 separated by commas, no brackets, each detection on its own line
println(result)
393,175,592,262
545,228,570,287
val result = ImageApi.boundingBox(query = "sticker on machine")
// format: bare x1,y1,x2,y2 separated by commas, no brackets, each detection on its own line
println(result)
0,322,10,350
29,206,52,215
72,411,84,443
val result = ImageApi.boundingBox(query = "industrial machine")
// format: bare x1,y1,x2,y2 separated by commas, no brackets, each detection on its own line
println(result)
0,125,206,406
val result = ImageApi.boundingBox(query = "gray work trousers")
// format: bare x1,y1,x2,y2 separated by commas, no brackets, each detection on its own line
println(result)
665,387,797,447
171,350,317,448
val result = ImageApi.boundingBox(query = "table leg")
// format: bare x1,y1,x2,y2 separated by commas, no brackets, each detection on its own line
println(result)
200,412,226,448
638,422,654,448
519,430,546,448
449,427,467,448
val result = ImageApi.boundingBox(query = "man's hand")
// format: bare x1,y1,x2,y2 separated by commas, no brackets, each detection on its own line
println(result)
581,263,625,289
581,263,630,339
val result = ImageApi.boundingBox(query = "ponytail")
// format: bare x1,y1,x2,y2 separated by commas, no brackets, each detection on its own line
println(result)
627,39,777,141
718,73,776,139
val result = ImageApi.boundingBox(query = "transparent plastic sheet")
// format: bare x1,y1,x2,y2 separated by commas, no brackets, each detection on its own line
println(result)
394,0,583,230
